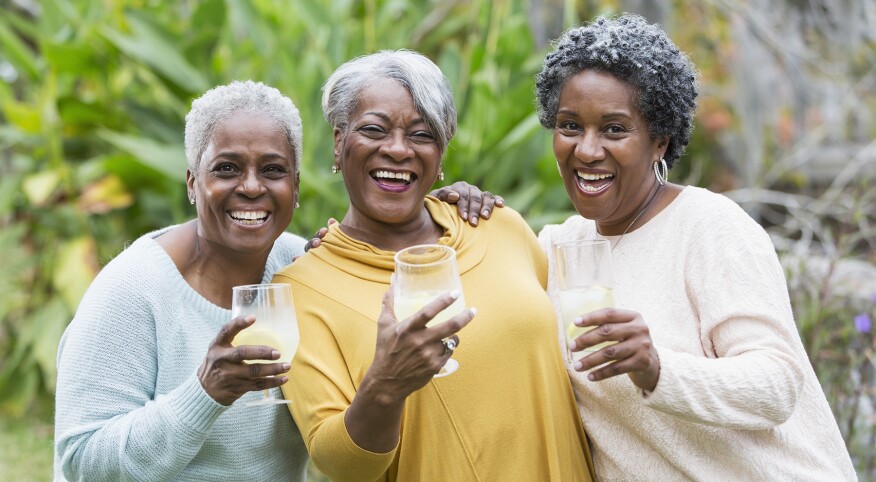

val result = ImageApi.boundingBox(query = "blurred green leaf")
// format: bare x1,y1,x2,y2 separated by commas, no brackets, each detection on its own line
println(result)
3,101,42,134
44,42,94,74
52,237,98,313
0,16,39,80
98,130,185,180
28,299,69,393
99,14,208,92
22,170,61,206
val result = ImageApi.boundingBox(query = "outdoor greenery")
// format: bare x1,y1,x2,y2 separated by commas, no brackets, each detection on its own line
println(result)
0,0,873,480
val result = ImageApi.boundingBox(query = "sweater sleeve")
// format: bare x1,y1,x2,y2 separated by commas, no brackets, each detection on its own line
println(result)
643,204,805,429
277,274,396,481
54,254,228,481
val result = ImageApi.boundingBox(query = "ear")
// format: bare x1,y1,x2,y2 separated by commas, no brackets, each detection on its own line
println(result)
333,127,344,162
654,136,670,161
185,169,195,198
294,171,300,203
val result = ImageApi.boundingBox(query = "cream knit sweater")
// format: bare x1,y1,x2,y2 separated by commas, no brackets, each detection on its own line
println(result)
539,186,856,481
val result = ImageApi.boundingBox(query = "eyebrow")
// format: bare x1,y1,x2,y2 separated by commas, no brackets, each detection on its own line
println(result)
213,151,288,161
362,111,426,124
556,109,633,120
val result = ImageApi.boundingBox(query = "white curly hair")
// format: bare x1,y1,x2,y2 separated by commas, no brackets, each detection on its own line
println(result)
184,80,303,173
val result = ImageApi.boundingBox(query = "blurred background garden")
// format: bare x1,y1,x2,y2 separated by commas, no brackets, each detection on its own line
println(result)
0,0,874,480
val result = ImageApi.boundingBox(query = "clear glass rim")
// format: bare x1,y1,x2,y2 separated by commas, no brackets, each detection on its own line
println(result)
394,244,457,269
231,283,292,292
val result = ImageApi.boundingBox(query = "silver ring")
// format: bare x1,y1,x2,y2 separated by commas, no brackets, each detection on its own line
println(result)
442,338,457,354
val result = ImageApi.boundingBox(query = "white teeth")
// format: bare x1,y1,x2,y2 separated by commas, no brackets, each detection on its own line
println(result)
372,170,412,182
230,211,268,220
575,171,614,181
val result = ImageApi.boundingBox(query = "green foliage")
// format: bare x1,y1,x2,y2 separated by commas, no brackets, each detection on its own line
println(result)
1,0,874,479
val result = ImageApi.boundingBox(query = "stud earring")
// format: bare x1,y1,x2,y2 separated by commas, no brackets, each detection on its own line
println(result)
189,196,195,205
438,171,445,181
295,201,300,209
331,165,340,174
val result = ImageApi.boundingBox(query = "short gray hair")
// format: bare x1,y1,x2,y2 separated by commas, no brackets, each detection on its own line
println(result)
184,80,303,173
535,14,698,168
322,50,457,152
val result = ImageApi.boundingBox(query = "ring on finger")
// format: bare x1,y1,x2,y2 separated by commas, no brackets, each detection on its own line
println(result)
442,338,457,354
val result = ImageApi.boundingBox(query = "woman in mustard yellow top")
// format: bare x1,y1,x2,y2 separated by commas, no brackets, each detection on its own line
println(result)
274,50,594,481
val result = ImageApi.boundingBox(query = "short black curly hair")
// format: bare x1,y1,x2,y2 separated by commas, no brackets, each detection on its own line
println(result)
535,13,698,168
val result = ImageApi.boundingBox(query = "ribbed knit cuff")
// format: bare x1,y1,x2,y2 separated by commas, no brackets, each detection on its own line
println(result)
167,373,229,433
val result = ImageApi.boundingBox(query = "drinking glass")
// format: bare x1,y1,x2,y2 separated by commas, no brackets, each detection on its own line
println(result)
394,244,466,378
554,240,615,361
231,283,299,406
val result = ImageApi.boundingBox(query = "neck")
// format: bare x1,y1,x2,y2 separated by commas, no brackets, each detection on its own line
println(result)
174,221,271,308
339,203,443,252
597,181,664,237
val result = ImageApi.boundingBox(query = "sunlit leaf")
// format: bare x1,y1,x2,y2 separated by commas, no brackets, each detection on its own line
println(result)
99,15,208,92
52,237,98,313
44,42,94,74
78,175,134,214
98,130,185,180
2,101,41,134
22,170,61,207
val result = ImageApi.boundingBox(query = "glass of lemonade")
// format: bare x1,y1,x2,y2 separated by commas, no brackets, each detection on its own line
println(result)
394,244,466,378
554,240,615,361
231,283,299,406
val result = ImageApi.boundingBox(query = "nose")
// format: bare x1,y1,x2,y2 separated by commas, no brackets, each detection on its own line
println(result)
379,129,414,161
573,130,605,163
237,168,266,198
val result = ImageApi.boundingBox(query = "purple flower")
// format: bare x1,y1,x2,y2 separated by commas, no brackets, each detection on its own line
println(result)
854,313,872,334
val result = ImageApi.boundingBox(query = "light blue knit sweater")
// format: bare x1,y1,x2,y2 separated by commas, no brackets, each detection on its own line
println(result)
54,227,309,481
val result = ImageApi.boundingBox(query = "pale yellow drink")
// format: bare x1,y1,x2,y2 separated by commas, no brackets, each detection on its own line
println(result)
233,326,300,364
394,291,467,327
560,285,615,360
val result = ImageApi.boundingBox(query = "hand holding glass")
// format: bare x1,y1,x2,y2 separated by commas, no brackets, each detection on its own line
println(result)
393,244,466,378
554,240,615,361
231,283,299,406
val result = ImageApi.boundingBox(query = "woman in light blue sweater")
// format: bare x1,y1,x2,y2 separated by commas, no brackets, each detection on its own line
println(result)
53,81,309,481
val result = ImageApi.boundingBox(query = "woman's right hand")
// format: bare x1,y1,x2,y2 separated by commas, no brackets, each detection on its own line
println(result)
345,288,476,452
367,288,475,402
197,315,291,406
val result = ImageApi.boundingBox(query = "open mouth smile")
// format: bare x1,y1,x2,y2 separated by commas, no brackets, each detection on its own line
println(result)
575,170,614,194
370,169,416,192
229,210,269,226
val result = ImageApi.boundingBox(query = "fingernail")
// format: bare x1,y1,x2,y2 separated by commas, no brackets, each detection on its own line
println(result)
482,209,490,217
574,361,583,370
574,316,584,326
588,373,595,381
450,289,461,300
271,350,281,359
471,216,479,226
280,376,289,384
469,307,477,316
282,362,291,370
461,212,467,219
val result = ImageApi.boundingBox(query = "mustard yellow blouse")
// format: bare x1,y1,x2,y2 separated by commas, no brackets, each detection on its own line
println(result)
276,197,594,481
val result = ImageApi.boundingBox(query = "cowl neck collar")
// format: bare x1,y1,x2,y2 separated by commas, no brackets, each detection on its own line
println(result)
311,196,487,282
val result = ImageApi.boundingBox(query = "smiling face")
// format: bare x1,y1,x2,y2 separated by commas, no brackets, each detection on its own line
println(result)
553,69,668,235
187,111,298,256
334,79,442,230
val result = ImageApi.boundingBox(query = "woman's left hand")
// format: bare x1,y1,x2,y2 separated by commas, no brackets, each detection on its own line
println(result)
570,308,661,392
431,181,504,226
